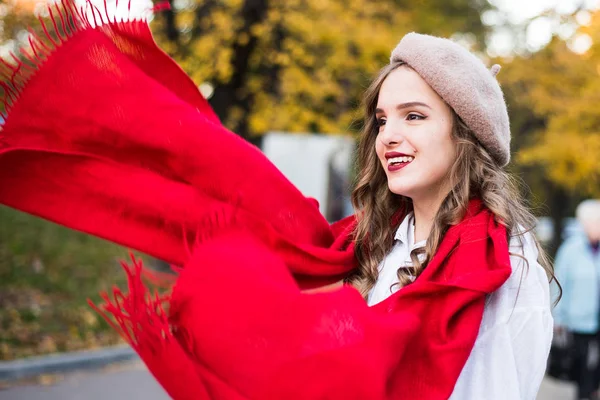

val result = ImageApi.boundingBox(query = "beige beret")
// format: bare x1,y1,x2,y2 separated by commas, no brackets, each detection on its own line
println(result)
390,32,511,167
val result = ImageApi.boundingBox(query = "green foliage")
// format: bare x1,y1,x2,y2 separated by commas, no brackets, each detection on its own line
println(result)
0,206,138,360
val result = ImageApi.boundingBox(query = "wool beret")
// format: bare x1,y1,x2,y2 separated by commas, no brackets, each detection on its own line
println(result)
390,32,511,167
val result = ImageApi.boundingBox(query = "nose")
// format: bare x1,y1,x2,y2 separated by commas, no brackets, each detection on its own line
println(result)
378,118,404,146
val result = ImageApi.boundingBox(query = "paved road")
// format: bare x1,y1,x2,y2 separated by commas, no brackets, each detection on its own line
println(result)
0,362,578,400
0,363,168,400
538,377,576,399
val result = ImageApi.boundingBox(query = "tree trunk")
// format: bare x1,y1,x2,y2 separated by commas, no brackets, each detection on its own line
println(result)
162,0,180,44
209,0,270,139
192,0,218,38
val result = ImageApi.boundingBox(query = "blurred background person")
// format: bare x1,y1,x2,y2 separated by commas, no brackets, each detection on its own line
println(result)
554,199,600,400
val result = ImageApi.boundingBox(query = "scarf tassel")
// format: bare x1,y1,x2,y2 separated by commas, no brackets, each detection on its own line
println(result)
87,254,172,351
0,0,166,119
88,254,217,400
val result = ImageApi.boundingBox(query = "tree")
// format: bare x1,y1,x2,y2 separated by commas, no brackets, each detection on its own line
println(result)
500,13,600,254
151,0,494,140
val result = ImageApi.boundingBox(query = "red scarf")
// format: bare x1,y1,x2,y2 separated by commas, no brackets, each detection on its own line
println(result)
0,2,511,398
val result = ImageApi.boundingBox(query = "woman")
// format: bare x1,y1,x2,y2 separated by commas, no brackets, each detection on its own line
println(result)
0,4,554,399
345,34,555,399
554,199,600,400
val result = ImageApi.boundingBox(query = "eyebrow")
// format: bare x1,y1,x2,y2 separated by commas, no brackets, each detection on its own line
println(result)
375,102,432,114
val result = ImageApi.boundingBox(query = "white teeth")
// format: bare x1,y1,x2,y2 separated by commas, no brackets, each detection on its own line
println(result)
387,156,414,165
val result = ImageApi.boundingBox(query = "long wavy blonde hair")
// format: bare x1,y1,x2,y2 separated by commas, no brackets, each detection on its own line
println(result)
347,62,558,298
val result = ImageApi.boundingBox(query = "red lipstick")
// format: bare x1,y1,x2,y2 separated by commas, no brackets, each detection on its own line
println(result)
384,152,414,172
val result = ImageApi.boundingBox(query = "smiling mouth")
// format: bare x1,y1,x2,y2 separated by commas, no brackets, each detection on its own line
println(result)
387,156,414,167
386,156,414,172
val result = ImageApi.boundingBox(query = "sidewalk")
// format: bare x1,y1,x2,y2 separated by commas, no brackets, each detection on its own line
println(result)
538,376,576,399
0,346,136,381
0,367,578,400
0,347,578,400
0,361,168,400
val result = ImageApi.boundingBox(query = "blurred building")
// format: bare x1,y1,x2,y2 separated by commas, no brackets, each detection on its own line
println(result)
262,132,355,222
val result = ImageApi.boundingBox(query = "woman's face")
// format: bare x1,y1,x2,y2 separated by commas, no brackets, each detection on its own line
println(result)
375,66,456,204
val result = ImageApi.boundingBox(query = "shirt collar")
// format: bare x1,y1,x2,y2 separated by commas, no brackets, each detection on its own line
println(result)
394,212,414,244
394,212,426,249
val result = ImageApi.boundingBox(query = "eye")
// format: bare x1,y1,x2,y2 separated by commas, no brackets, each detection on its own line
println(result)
406,113,425,121
375,117,387,128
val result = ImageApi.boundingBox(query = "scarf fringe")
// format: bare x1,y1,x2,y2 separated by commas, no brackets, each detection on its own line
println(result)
88,254,216,400
0,0,164,121
88,253,174,352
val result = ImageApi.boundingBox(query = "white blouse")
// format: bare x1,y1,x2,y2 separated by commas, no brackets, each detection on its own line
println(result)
368,213,553,399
